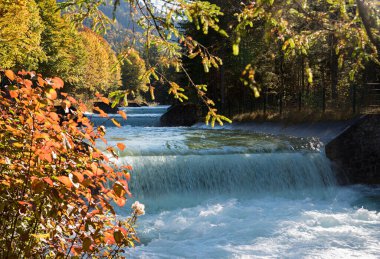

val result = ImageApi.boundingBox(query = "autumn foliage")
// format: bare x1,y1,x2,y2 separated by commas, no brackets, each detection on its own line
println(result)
0,70,140,257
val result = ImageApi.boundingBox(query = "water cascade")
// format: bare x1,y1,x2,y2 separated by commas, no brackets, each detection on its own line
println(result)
96,106,379,258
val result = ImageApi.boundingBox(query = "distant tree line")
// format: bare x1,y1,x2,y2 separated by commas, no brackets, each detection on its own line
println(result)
0,0,121,97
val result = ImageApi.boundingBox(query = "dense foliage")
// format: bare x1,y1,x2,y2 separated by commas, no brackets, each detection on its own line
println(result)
0,70,141,257
60,0,379,120
0,0,121,96
78,28,121,95
120,48,149,101
180,0,380,115
0,0,45,70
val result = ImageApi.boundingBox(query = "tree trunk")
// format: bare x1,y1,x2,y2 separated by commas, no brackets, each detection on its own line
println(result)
329,34,339,100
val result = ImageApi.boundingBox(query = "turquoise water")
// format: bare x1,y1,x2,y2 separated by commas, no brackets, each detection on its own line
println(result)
94,107,380,258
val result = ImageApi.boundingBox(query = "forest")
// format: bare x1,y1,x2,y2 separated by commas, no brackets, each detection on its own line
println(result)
0,0,379,257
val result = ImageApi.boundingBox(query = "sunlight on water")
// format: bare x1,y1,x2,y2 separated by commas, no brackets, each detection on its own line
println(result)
97,107,380,258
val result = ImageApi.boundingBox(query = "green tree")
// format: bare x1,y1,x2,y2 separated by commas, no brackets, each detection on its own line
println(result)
120,48,148,100
36,0,87,87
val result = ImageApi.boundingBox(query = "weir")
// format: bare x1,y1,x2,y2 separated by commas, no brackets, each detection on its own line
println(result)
104,107,379,258
123,152,336,201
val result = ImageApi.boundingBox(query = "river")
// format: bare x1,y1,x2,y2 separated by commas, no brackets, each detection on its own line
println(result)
89,106,380,258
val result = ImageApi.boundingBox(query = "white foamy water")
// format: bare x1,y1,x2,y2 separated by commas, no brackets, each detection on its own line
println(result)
95,106,380,258
124,187,380,258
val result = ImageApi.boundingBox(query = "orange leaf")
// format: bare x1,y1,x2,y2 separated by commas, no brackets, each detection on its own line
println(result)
24,79,33,88
46,88,57,100
18,201,32,207
37,76,45,86
72,171,84,183
43,177,54,187
104,232,115,244
49,112,59,121
118,110,127,120
115,197,126,207
113,182,126,197
123,165,133,171
9,90,18,98
58,176,72,188
71,246,82,256
51,77,64,89
100,97,109,104
18,70,27,76
117,143,126,151
5,70,15,81
111,118,121,128
67,96,77,104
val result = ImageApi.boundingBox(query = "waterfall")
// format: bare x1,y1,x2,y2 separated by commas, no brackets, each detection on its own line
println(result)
123,152,336,199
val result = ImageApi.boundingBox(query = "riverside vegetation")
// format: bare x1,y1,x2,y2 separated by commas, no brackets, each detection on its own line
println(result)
0,0,379,257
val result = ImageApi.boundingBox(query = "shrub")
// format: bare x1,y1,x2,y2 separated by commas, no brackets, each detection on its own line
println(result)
0,70,140,257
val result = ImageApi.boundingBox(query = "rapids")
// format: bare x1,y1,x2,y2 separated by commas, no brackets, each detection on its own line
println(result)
91,106,380,258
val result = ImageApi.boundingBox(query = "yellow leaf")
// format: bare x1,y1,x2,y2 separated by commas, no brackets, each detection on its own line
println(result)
32,233,50,240
253,87,260,98
233,44,239,56
111,118,121,128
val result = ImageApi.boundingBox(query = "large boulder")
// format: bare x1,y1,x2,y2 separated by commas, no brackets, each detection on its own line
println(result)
160,103,201,127
325,114,380,184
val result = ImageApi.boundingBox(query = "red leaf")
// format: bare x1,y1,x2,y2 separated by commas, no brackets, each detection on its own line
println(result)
123,165,133,171
117,143,126,151
71,246,82,256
